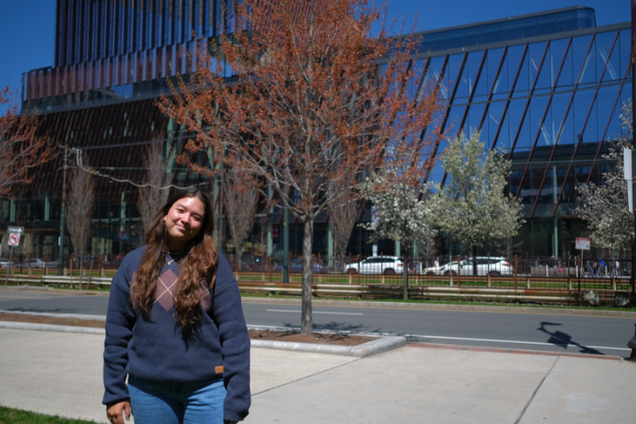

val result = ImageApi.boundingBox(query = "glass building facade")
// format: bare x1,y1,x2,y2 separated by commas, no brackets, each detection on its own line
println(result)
10,3,634,260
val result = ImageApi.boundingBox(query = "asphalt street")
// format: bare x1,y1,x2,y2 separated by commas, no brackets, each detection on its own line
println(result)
0,287,635,357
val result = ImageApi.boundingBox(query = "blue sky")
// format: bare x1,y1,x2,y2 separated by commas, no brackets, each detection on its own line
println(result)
0,0,630,114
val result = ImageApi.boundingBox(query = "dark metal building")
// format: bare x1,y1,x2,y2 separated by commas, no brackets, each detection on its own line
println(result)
8,2,633,260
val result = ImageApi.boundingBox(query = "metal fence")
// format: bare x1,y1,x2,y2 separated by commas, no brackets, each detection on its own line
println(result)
3,253,634,306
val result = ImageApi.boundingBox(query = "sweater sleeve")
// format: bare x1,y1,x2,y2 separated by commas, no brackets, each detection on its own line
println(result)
102,254,138,406
212,253,251,421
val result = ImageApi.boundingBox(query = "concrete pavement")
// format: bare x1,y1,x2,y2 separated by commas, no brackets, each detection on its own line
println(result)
1,323,636,424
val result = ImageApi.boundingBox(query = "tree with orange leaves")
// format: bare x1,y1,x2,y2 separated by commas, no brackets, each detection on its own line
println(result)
159,0,444,334
0,85,54,198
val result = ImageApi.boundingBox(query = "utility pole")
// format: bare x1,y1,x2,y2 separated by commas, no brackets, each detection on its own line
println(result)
58,145,67,276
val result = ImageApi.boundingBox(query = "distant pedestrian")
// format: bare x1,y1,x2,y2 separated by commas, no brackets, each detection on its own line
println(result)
599,256,605,277
613,259,620,277
594,259,600,277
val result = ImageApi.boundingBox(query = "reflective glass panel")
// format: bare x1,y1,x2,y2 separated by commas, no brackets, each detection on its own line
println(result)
424,56,447,100
485,48,504,93
572,90,596,144
572,34,595,86
447,54,466,100
619,29,632,81
466,103,486,137
547,38,568,87
576,9,595,29
556,38,574,89
491,48,509,100
553,94,574,145
596,31,619,82
528,42,548,91
494,103,511,150
485,101,505,148
529,96,550,148
596,86,621,140
510,99,531,152
508,45,529,97
536,14,557,36
467,51,487,100
445,105,466,138
518,17,537,39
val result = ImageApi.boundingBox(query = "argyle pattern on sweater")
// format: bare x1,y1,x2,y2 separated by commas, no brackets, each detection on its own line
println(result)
131,266,212,312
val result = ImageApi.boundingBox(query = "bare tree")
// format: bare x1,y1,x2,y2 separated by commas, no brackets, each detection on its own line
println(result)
159,0,444,334
0,85,55,197
137,142,170,237
66,165,95,287
222,169,260,270
329,193,358,271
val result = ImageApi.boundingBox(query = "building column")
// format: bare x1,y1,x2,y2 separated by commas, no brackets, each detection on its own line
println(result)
120,191,126,254
44,193,50,221
552,165,558,257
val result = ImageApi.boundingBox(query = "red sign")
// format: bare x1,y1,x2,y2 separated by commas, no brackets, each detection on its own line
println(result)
8,233,20,247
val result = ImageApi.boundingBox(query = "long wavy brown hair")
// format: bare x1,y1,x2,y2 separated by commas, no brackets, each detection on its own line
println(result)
130,188,218,331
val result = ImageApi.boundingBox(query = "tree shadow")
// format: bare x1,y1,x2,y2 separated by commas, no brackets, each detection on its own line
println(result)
538,321,603,355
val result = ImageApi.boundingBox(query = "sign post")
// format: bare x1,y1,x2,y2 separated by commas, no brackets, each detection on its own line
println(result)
5,226,24,285
575,237,591,288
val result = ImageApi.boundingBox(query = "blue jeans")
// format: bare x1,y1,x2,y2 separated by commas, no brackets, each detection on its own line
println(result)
128,376,226,424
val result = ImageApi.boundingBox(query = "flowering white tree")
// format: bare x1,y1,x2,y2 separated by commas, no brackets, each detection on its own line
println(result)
427,131,524,276
576,102,633,252
360,174,436,298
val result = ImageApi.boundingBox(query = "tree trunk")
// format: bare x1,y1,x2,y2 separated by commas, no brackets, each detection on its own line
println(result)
301,218,314,335
472,244,477,276
402,253,409,300
235,242,243,271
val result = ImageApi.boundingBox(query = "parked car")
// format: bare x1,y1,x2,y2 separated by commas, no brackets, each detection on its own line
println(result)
344,256,404,275
272,258,326,274
431,257,512,276
0,259,12,268
18,258,58,269
422,261,457,276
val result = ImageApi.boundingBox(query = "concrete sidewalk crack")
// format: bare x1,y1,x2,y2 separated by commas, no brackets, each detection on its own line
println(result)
514,356,559,424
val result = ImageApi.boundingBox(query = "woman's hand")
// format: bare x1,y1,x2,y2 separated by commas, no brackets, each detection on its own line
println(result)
106,401,131,424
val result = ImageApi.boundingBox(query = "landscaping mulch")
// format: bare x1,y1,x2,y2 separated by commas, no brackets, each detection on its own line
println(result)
0,312,375,346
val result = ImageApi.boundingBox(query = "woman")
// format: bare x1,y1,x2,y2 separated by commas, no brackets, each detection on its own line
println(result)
103,188,250,424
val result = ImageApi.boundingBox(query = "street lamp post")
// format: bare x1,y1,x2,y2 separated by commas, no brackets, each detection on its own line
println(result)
58,145,67,276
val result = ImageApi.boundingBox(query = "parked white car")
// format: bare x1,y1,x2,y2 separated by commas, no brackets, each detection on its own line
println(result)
344,256,404,275
18,258,58,269
427,257,513,276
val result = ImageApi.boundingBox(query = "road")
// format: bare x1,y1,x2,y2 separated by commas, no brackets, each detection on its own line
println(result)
0,287,634,357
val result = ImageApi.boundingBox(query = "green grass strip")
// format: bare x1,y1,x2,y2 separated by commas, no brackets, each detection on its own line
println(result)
0,406,99,424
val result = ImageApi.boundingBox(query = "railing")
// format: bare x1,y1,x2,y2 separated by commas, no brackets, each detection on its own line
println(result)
3,253,634,306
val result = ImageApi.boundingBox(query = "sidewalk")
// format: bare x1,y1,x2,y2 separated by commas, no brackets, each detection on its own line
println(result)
1,325,635,424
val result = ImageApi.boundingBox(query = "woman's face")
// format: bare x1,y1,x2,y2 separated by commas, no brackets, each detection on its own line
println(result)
163,196,206,250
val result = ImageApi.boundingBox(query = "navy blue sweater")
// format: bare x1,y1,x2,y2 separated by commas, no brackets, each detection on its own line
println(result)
102,247,251,422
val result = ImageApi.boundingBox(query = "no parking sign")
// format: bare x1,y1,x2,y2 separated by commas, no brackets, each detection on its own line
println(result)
5,226,23,285
8,233,20,246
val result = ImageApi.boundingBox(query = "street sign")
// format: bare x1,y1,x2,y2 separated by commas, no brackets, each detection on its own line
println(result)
7,226,24,234
8,233,20,246
576,237,590,250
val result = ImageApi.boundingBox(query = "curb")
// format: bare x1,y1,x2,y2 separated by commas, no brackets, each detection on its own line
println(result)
251,335,406,357
0,316,406,358
0,321,105,334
